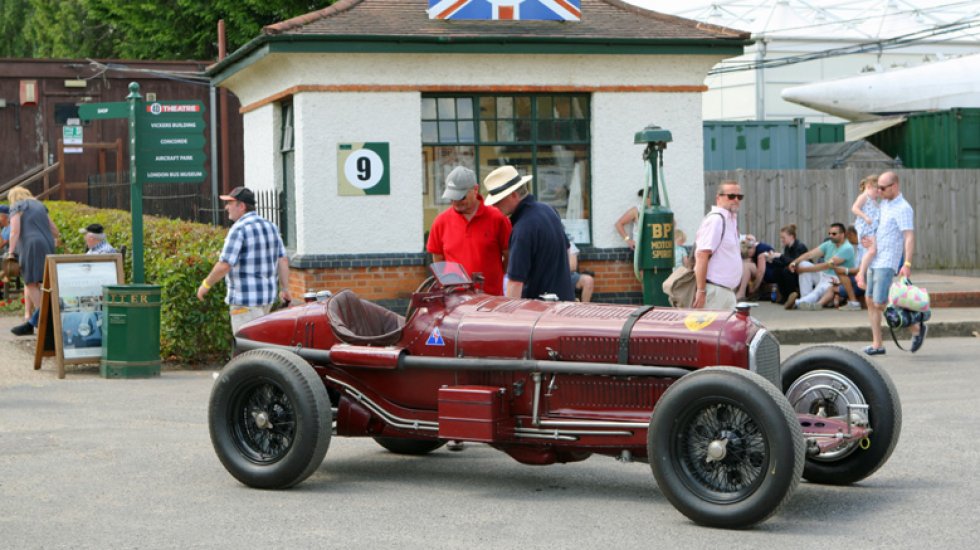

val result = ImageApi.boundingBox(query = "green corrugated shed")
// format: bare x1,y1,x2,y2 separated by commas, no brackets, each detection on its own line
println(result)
868,108,980,168
806,122,845,144
703,119,806,170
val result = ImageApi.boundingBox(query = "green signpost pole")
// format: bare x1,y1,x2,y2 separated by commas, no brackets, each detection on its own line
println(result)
127,82,145,284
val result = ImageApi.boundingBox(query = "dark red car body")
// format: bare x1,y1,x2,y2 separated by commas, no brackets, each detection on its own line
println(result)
212,263,900,528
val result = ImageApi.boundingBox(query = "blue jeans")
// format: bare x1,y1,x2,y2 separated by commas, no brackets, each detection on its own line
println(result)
866,267,895,305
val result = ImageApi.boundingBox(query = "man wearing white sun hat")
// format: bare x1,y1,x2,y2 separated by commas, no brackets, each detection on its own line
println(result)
484,165,574,301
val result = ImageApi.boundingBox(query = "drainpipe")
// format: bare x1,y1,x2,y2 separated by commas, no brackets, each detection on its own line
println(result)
755,38,767,120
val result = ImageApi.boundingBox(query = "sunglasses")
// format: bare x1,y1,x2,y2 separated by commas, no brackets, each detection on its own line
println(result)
828,232,840,236
719,193,744,200
877,183,894,190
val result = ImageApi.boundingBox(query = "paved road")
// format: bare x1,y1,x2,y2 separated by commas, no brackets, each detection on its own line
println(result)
2,337,979,548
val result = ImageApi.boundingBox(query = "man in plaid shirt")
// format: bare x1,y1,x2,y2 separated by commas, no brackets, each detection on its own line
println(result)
197,187,292,332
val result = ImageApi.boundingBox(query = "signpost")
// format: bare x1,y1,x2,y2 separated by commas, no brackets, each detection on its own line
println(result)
78,83,208,283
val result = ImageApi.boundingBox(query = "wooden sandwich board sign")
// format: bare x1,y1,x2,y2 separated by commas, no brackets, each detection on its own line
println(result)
34,254,124,379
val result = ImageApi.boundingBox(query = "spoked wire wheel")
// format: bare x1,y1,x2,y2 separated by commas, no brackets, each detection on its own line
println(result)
674,400,769,503
229,378,297,464
649,368,804,528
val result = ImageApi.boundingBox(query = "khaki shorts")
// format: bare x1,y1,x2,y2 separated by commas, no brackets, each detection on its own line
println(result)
229,304,273,333
705,283,737,310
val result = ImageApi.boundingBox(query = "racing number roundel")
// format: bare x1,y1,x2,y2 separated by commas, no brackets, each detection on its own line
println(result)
338,142,390,196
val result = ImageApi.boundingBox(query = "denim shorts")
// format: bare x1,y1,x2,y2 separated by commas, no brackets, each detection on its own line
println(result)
866,267,895,305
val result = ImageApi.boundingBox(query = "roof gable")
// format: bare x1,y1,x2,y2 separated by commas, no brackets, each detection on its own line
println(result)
264,0,749,41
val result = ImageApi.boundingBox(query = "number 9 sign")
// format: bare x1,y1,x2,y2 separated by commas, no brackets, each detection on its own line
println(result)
337,142,390,196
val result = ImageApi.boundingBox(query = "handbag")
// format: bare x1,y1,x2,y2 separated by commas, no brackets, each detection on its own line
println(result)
1,253,19,279
888,277,930,312
663,266,697,308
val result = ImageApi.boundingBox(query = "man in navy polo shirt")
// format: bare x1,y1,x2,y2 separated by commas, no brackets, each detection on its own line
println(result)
484,165,574,301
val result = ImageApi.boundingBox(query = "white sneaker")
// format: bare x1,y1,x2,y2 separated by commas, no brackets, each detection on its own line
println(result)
799,302,819,311
839,301,862,311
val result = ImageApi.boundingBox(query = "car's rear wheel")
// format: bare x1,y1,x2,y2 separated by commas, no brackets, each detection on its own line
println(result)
781,345,901,485
373,437,446,455
209,349,331,489
648,367,805,528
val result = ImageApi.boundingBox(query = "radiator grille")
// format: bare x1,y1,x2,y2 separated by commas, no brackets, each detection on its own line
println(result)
558,336,620,362
630,337,700,365
550,378,671,409
749,329,781,388
554,304,634,319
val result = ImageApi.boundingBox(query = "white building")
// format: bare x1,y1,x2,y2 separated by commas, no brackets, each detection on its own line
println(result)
207,0,750,304
627,0,980,122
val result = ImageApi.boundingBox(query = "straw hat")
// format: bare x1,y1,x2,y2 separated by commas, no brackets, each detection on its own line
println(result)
483,166,532,207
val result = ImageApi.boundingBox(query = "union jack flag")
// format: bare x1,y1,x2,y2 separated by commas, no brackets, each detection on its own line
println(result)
428,0,581,21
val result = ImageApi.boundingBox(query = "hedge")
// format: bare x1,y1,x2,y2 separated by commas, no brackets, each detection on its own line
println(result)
45,202,232,363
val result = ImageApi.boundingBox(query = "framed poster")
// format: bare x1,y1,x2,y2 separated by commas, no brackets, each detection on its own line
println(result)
34,254,124,378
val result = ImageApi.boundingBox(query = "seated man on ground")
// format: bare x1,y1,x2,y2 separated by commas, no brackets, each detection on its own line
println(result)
736,234,775,300
567,240,594,303
784,223,856,310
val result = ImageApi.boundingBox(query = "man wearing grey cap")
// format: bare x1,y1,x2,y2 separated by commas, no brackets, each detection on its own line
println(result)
426,166,511,295
79,223,118,255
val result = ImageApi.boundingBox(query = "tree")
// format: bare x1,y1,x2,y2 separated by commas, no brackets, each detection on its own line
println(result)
9,0,335,61
0,0,33,57
26,0,117,59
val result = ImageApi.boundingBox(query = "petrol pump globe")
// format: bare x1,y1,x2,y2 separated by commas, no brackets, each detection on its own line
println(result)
633,124,674,306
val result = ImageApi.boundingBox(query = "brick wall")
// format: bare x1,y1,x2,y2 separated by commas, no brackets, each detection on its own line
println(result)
286,249,644,307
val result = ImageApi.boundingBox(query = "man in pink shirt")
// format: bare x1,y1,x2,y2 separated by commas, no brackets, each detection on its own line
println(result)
693,181,743,309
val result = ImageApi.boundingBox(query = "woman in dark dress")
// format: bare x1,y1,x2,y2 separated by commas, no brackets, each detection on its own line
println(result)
770,224,808,304
6,186,60,336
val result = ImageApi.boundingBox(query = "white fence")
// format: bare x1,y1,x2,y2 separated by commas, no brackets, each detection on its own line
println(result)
704,169,980,269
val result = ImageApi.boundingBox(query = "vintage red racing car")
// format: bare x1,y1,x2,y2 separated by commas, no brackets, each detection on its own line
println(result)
208,262,901,528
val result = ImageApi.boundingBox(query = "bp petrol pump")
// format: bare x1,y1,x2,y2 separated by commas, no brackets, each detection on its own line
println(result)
633,124,674,306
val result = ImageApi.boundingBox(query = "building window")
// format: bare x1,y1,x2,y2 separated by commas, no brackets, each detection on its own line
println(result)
280,101,295,249
422,94,591,243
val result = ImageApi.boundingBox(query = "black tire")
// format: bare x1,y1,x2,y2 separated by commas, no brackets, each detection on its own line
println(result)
373,437,446,455
648,367,805,529
209,349,332,489
781,344,901,485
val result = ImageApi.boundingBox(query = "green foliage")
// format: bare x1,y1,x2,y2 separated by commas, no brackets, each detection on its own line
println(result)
26,0,117,59
0,0,32,57
14,0,335,61
46,202,232,363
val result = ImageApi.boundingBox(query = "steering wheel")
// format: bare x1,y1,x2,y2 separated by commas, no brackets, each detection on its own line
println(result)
406,276,439,318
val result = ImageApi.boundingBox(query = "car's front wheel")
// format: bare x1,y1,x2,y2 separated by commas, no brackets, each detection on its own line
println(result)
648,367,805,528
782,345,901,485
209,349,332,489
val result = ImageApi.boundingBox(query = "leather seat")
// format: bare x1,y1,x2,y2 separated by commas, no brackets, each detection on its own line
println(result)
327,289,405,346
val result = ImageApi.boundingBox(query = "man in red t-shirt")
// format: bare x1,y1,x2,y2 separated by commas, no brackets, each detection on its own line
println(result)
427,166,512,295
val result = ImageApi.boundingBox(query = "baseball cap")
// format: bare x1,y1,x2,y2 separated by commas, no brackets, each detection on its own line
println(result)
441,166,477,201
0,205,9,215
219,186,256,206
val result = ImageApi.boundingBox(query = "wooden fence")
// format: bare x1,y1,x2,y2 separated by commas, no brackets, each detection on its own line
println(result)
704,169,980,269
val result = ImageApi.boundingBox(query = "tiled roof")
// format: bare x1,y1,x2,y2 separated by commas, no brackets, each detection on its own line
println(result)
263,0,750,41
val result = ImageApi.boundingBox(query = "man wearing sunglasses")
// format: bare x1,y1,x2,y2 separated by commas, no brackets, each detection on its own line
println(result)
862,171,920,355
784,222,856,310
692,181,743,309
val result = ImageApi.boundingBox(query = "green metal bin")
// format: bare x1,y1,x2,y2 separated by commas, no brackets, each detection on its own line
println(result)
101,284,162,378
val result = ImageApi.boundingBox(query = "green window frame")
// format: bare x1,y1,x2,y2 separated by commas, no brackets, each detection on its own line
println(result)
421,93,592,243
279,101,296,250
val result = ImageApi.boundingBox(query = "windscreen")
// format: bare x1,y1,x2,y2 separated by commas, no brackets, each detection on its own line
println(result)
430,262,472,286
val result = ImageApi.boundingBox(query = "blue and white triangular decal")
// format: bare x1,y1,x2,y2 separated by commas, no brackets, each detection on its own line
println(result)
426,326,446,346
